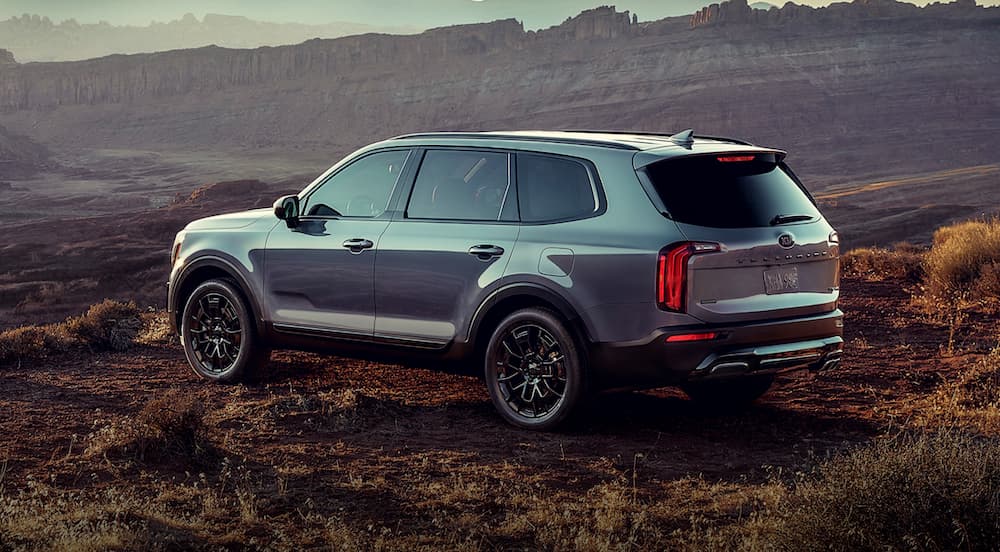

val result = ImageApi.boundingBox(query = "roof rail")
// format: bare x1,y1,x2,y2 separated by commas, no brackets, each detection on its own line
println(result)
560,129,755,147
391,132,640,151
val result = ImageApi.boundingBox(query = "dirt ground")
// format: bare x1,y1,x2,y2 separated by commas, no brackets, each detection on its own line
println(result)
0,274,996,550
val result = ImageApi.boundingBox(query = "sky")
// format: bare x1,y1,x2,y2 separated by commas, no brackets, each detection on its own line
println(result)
1,0,996,29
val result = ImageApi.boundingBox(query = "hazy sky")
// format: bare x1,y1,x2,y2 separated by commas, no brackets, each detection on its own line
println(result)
2,0,996,29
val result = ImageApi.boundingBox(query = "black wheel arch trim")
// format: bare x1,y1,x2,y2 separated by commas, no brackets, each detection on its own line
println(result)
466,282,594,347
170,255,266,336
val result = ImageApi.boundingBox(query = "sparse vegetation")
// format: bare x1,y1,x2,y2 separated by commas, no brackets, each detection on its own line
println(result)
0,299,144,367
911,348,1000,435
0,323,68,366
85,390,216,465
919,218,1000,352
728,431,1000,552
65,299,143,351
842,242,926,282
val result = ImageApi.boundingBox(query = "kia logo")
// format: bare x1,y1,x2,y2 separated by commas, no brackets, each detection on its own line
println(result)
778,234,795,248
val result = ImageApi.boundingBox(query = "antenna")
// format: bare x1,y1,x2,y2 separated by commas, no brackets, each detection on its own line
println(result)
669,129,695,147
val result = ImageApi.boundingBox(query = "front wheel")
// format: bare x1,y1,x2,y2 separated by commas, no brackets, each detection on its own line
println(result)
484,308,586,431
180,279,269,383
681,375,774,409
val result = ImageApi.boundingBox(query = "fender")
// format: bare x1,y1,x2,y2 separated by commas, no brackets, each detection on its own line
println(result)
466,282,595,346
169,254,267,336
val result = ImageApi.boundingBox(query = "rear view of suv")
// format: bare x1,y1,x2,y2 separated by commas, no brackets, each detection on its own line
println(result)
167,130,843,430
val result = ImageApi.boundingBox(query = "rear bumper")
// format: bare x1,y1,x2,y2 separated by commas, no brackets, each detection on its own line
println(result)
589,309,844,390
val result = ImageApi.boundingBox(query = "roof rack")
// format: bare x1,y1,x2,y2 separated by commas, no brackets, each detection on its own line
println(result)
560,129,755,147
391,132,640,151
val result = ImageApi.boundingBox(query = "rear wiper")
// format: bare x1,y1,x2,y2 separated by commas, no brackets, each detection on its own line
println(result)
770,214,815,226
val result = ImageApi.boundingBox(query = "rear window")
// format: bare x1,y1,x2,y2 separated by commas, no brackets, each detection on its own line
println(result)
643,154,820,228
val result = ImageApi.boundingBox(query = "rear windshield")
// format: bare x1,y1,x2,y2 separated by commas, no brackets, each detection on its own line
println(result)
643,154,820,228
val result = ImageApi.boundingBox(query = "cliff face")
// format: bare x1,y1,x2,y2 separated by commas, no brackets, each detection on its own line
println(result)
0,13,420,63
0,4,996,189
692,0,984,27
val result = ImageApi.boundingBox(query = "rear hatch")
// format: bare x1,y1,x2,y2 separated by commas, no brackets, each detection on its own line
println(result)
640,151,840,324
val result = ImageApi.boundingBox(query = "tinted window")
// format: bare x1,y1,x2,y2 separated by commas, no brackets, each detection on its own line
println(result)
407,150,512,221
304,149,410,218
517,153,597,222
644,155,820,228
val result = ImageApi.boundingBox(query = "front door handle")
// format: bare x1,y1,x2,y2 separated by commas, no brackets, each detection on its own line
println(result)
468,244,505,260
342,238,374,253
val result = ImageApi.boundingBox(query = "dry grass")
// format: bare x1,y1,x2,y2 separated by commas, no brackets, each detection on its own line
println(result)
908,348,1000,435
724,431,1000,552
0,299,144,367
841,242,925,282
924,218,1000,307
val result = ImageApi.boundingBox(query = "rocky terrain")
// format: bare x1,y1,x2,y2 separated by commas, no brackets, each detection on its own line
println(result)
0,13,420,63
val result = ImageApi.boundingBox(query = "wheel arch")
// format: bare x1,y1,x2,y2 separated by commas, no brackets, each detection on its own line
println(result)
171,256,266,337
467,283,593,361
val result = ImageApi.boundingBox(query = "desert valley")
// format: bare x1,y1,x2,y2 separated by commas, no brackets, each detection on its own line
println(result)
1,0,999,549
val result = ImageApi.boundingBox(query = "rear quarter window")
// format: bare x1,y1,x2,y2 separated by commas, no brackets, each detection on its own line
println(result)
516,153,599,223
643,154,820,228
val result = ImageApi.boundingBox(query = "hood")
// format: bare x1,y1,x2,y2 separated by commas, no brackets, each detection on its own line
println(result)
184,208,273,231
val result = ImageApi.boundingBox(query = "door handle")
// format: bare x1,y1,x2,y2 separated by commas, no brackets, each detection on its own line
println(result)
468,244,505,260
342,238,374,253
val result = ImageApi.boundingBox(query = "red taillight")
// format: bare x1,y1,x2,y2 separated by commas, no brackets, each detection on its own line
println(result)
665,332,718,343
716,155,756,163
657,242,721,312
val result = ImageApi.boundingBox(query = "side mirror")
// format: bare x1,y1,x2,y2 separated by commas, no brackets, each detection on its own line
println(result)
273,195,300,228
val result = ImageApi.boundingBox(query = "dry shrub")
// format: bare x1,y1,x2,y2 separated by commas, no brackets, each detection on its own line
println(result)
135,311,173,346
841,242,925,282
924,218,1000,307
912,348,1000,435
748,432,1000,551
0,324,69,366
65,299,143,351
86,390,216,465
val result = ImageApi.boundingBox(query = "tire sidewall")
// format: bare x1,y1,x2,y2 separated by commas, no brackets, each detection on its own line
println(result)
180,279,255,383
484,308,585,430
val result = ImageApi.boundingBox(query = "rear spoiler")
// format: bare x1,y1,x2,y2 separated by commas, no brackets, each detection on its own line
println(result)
633,146,787,170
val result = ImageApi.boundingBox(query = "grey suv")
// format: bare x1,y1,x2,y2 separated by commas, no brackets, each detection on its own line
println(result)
167,130,843,430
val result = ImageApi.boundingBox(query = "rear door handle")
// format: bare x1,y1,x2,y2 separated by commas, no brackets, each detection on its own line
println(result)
468,244,505,260
342,238,374,253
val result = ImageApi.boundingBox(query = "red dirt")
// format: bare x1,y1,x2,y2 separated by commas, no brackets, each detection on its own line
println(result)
0,276,995,546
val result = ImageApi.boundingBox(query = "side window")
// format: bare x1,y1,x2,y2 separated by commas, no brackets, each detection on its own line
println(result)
406,150,512,221
517,153,598,223
303,149,410,218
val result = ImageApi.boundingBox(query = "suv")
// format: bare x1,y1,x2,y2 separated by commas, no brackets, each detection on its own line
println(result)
168,130,843,430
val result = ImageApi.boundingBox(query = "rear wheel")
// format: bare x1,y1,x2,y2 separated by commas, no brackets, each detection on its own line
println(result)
180,279,269,383
484,308,586,431
681,375,774,409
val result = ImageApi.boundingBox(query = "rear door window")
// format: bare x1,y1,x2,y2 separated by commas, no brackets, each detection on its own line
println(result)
642,154,820,228
516,153,598,223
406,150,513,221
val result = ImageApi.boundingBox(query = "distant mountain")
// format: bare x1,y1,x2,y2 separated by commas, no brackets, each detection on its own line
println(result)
0,13,422,62
751,2,778,9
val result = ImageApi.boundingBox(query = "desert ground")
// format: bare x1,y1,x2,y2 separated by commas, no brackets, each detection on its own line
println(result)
1,253,999,549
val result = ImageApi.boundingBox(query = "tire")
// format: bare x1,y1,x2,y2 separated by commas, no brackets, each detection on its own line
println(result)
180,279,270,383
681,375,774,409
484,308,586,430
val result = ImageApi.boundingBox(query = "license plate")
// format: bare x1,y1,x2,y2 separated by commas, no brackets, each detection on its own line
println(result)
764,266,799,294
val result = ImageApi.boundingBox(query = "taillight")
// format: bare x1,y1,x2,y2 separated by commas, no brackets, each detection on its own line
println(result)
828,231,840,245
657,242,721,312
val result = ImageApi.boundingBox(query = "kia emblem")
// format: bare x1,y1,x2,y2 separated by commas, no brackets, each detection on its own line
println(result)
778,234,795,248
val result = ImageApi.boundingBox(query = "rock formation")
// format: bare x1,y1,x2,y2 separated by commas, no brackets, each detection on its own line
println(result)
0,49,16,65
692,0,987,27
